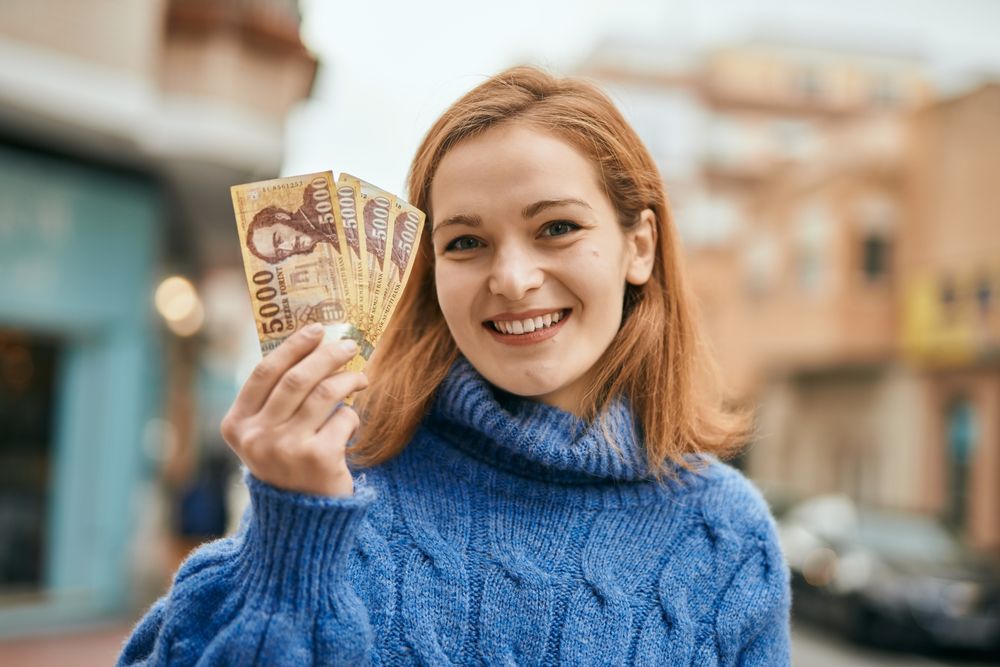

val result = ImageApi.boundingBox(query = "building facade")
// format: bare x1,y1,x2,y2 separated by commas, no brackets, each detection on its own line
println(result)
743,85,1000,554
0,0,317,636
900,84,1000,551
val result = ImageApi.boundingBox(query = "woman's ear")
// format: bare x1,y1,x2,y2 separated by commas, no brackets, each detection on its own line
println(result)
625,208,657,286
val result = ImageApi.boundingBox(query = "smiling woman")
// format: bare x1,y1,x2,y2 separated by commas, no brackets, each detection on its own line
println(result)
358,68,747,477
119,66,791,666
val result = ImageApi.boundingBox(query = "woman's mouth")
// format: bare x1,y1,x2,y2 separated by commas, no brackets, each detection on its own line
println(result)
482,309,571,346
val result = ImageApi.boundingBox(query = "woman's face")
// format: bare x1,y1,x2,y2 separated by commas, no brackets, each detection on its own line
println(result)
430,123,656,414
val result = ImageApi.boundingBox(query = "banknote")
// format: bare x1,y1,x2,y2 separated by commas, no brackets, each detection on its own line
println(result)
371,201,426,337
231,169,426,389
368,196,402,335
343,173,396,333
230,172,372,367
334,174,368,327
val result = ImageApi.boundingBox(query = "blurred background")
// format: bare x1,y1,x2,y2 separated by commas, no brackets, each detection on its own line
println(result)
0,0,998,664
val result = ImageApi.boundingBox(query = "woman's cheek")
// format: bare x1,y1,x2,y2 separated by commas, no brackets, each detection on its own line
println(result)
435,267,468,321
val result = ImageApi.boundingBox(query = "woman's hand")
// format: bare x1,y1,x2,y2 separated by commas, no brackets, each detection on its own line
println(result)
220,323,368,497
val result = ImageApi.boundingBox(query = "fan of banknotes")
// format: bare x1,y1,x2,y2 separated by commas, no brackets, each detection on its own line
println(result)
230,171,426,372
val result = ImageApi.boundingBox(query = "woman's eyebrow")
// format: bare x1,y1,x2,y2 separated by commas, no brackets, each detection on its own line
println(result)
432,198,591,236
432,213,481,236
521,198,591,218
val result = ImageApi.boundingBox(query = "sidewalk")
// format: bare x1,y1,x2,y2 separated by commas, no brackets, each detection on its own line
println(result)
0,622,133,667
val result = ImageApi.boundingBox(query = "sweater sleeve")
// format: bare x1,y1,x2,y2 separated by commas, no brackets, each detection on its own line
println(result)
117,470,378,667
715,526,792,667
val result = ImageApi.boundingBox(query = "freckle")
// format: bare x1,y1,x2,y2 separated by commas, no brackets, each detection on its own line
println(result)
591,249,600,258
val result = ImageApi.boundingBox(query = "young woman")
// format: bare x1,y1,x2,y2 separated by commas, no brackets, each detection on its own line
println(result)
119,66,790,666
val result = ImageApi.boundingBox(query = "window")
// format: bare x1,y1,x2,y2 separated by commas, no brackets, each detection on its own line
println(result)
794,204,832,294
944,398,978,532
744,230,779,297
976,276,991,317
871,74,898,107
0,329,61,595
856,195,895,283
705,114,758,167
771,119,813,160
796,66,823,101
941,278,957,324
861,233,890,282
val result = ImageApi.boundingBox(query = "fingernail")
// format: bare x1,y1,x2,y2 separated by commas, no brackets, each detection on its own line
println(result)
304,323,323,336
340,339,357,353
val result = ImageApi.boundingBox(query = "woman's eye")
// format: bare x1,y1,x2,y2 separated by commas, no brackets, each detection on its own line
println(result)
445,236,482,252
542,220,580,237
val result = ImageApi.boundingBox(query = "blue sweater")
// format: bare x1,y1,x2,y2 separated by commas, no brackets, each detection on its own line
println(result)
119,357,791,665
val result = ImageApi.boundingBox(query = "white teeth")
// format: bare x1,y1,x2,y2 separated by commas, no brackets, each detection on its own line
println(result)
490,309,567,335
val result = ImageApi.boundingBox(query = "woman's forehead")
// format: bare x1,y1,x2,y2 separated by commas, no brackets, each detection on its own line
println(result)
430,126,607,219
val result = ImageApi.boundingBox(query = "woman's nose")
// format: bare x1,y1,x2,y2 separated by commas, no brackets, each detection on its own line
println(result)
487,246,544,300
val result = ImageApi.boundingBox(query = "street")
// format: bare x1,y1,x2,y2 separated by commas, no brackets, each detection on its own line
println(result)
793,622,998,667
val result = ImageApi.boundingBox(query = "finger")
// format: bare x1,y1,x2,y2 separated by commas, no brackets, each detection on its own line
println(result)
293,372,369,434
230,324,325,418
259,338,358,423
315,404,361,450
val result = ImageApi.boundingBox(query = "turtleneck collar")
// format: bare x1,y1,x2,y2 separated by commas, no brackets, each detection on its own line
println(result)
426,356,666,484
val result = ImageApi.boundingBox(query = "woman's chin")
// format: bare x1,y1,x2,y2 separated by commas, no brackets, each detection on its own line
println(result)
480,368,579,409
478,367,553,395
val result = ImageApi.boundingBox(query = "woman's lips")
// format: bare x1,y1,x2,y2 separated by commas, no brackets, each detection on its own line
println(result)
482,309,571,346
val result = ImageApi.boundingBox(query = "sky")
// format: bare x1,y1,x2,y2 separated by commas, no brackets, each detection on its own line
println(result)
282,0,1000,196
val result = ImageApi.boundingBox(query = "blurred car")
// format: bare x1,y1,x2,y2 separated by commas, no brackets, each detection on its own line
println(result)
777,494,1000,656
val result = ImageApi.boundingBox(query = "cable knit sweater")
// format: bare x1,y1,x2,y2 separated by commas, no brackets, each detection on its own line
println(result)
118,357,791,666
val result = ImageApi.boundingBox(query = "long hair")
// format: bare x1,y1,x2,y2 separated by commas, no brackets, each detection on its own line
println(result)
350,66,750,478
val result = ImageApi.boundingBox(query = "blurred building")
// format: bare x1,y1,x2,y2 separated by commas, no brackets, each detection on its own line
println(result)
581,40,1000,556
900,83,1000,550
0,0,316,638
689,110,910,506
714,84,1000,556
579,36,930,248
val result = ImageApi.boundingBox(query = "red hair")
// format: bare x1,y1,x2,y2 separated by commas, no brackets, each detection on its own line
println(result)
351,66,749,478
